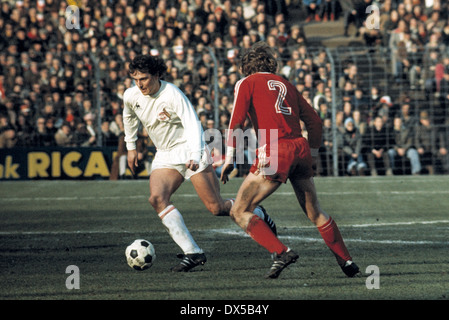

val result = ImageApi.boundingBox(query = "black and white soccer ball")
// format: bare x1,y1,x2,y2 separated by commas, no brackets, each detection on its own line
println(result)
125,239,156,271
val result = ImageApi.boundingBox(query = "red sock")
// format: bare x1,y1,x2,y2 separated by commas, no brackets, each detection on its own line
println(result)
246,215,287,255
318,217,351,266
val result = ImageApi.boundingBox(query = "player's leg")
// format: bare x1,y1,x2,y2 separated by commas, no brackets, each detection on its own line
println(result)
230,172,298,278
149,168,205,271
289,176,359,277
190,165,278,234
231,173,281,243
148,168,184,212
289,177,329,226
190,165,231,216
230,172,281,229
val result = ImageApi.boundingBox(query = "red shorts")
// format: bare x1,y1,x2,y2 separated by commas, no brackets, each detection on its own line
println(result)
250,137,313,183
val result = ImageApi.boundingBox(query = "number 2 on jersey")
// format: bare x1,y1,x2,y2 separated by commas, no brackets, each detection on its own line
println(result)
267,80,291,115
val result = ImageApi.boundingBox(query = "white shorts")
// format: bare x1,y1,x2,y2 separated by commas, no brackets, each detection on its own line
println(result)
151,146,212,180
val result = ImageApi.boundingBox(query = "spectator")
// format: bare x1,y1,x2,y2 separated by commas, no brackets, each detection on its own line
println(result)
344,0,372,37
436,126,449,174
303,0,322,23
0,125,16,149
14,113,33,147
388,116,422,175
352,88,369,112
218,110,230,133
407,41,424,90
320,0,340,22
318,101,330,121
54,122,75,147
318,117,334,176
437,63,449,125
371,95,396,128
82,113,97,146
352,109,367,136
100,119,119,147
31,116,55,147
342,117,367,175
44,116,57,141
363,116,393,176
338,63,363,90
422,48,440,99
312,80,326,111
414,111,438,174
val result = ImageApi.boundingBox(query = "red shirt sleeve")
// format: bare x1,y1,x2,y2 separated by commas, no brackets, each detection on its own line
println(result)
297,92,322,149
226,78,251,149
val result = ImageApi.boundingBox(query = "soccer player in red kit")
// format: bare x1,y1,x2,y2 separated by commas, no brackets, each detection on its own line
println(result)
221,42,359,279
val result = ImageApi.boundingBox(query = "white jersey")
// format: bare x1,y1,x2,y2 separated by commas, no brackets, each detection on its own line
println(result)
123,81,204,164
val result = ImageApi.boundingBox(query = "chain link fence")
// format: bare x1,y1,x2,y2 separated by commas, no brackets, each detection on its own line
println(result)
267,44,449,176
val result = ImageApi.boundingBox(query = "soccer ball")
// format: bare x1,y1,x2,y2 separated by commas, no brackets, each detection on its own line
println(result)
125,239,156,271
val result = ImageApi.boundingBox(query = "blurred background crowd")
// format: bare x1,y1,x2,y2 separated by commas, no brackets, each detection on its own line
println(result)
0,0,448,176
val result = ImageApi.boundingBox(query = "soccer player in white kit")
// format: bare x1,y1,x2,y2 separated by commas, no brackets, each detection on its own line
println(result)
123,55,276,272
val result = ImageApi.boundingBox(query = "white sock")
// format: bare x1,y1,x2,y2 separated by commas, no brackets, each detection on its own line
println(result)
158,205,203,254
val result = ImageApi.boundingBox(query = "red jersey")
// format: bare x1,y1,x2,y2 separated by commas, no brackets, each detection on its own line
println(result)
227,72,322,150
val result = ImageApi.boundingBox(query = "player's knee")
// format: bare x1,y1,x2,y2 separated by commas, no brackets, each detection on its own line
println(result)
229,208,238,222
207,202,226,216
306,207,326,226
229,207,244,223
148,194,166,210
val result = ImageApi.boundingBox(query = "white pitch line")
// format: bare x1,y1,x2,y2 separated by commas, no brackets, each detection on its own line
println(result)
1,221,448,245
350,220,449,228
1,190,448,202
0,195,147,202
0,230,132,236
208,228,449,246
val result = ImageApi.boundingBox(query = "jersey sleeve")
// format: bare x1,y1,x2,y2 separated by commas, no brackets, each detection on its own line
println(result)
297,93,322,152
172,87,204,163
226,78,251,155
123,90,139,151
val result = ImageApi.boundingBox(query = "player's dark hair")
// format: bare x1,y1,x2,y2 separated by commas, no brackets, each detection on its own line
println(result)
239,41,278,77
128,54,167,78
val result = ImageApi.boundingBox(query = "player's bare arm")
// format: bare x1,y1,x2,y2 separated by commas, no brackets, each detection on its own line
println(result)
221,123,243,184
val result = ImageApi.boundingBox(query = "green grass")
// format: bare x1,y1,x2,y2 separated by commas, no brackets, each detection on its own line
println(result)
1,176,448,305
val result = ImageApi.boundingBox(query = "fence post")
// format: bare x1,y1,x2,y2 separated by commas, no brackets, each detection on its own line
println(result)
208,47,220,129
89,52,102,147
325,48,339,176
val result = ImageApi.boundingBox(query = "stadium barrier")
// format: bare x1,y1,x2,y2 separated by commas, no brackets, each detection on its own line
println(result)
0,147,156,180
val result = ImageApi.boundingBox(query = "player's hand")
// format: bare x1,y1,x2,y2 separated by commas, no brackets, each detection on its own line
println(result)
127,150,139,176
220,162,234,184
186,160,199,171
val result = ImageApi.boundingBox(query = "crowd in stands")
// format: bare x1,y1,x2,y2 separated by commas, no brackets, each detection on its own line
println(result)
0,0,448,176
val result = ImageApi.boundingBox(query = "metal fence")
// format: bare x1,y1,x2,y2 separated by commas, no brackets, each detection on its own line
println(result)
206,44,449,176
271,45,449,176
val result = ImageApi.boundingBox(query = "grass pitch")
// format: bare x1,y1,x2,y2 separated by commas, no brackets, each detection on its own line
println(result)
1,176,448,307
